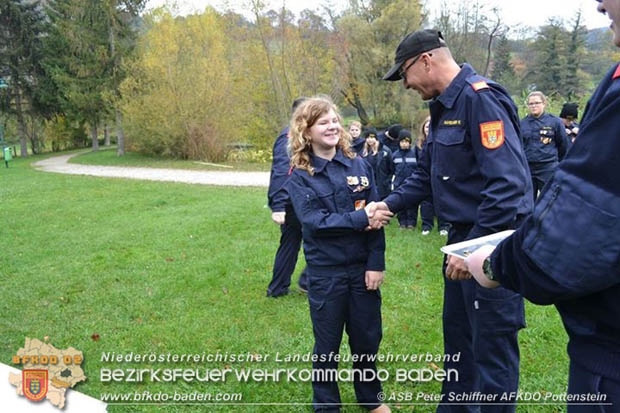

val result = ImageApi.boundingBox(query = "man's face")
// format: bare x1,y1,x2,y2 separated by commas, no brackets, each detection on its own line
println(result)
527,96,546,117
400,53,434,100
599,0,620,46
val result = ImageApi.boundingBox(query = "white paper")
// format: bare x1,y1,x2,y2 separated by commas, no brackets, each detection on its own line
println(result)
440,230,515,259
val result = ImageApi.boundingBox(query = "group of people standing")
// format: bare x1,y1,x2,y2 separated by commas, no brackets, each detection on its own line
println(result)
351,120,450,234
264,1,619,411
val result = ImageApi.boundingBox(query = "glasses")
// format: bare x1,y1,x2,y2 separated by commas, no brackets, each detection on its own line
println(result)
398,53,432,78
527,101,544,106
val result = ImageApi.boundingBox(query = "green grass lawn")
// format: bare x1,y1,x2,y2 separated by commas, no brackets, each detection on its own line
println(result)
0,154,568,412
69,147,271,172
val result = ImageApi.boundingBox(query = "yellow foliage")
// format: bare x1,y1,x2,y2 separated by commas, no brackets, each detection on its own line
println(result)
120,8,237,160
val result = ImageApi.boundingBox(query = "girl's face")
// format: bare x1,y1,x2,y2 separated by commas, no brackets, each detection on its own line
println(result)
308,109,341,151
423,121,430,137
399,139,411,150
349,124,361,138
366,136,377,147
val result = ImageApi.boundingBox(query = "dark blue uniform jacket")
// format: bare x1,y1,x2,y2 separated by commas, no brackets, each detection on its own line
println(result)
363,144,394,199
351,137,366,156
287,150,386,272
384,64,533,240
392,148,417,189
521,113,570,163
378,131,400,154
492,63,620,380
267,127,292,212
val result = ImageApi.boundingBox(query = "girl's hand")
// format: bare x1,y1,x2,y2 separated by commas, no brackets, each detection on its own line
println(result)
365,271,384,290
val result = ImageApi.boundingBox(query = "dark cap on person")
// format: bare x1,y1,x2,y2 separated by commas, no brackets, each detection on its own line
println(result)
383,29,447,81
364,127,378,139
560,103,578,119
398,129,412,142
388,124,403,139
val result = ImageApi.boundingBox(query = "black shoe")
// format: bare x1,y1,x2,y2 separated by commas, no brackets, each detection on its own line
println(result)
267,289,289,298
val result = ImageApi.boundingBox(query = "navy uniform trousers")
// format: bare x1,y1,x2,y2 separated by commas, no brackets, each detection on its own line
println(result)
308,264,382,412
528,161,557,201
438,226,525,413
266,205,309,296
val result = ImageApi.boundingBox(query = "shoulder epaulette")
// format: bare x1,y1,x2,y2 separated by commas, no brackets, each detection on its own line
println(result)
471,81,489,92
613,64,620,80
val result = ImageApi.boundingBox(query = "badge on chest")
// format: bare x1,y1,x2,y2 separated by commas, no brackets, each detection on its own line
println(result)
347,176,369,192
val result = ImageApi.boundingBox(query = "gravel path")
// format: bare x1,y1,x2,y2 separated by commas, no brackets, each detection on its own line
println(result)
33,152,270,187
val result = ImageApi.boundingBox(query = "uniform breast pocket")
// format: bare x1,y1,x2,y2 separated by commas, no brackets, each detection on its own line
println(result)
346,183,370,211
433,128,473,177
523,185,620,290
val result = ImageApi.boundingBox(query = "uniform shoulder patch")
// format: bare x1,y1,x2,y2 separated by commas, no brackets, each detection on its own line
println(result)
471,81,489,92
613,64,620,80
479,121,505,149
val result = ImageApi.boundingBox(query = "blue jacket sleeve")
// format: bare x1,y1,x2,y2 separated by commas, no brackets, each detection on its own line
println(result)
466,89,531,239
267,132,291,212
287,173,370,236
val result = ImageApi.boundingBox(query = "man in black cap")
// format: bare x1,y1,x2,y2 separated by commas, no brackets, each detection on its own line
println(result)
559,102,580,144
378,124,403,154
373,29,533,412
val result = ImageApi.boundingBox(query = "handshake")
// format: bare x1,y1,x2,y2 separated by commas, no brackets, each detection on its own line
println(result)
363,202,394,230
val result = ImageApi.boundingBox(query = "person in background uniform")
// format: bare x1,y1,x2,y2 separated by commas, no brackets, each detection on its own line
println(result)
349,120,365,155
465,1,620,411
392,129,419,229
361,127,395,200
286,96,391,413
521,91,570,200
266,97,309,297
378,124,403,154
373,29,533,412
417,116,450,236
559,102,580,144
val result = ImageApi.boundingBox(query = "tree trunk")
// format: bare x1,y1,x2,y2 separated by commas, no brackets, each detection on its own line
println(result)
116,109,125,156
104,122,110,146
15,89,28,157
91,123,99,151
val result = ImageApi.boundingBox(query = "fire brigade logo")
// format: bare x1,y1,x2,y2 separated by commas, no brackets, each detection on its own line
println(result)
10,337,86,409
23,370,48,402
480,120,505,149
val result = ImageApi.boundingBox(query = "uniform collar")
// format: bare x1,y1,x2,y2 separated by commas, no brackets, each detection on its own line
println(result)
526,112,549,122
435,63,475,109
311,149,351,173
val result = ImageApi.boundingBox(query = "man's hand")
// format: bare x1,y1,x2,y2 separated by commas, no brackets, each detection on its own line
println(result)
445,255,472,280
464,244,500,288
271,211,286,225
364,202,393,230
365,270,384,290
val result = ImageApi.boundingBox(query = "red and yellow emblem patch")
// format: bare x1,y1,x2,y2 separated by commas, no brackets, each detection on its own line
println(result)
479,121,505,149
354,200,366,211
23,369,48,402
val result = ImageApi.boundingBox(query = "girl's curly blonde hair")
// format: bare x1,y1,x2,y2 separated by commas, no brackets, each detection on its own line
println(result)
288,95,354,175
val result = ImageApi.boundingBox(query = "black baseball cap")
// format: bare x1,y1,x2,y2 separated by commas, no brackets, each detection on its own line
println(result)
383,29,447,81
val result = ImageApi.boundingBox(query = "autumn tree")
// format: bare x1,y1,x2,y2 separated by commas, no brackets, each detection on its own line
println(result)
120,8,240,161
